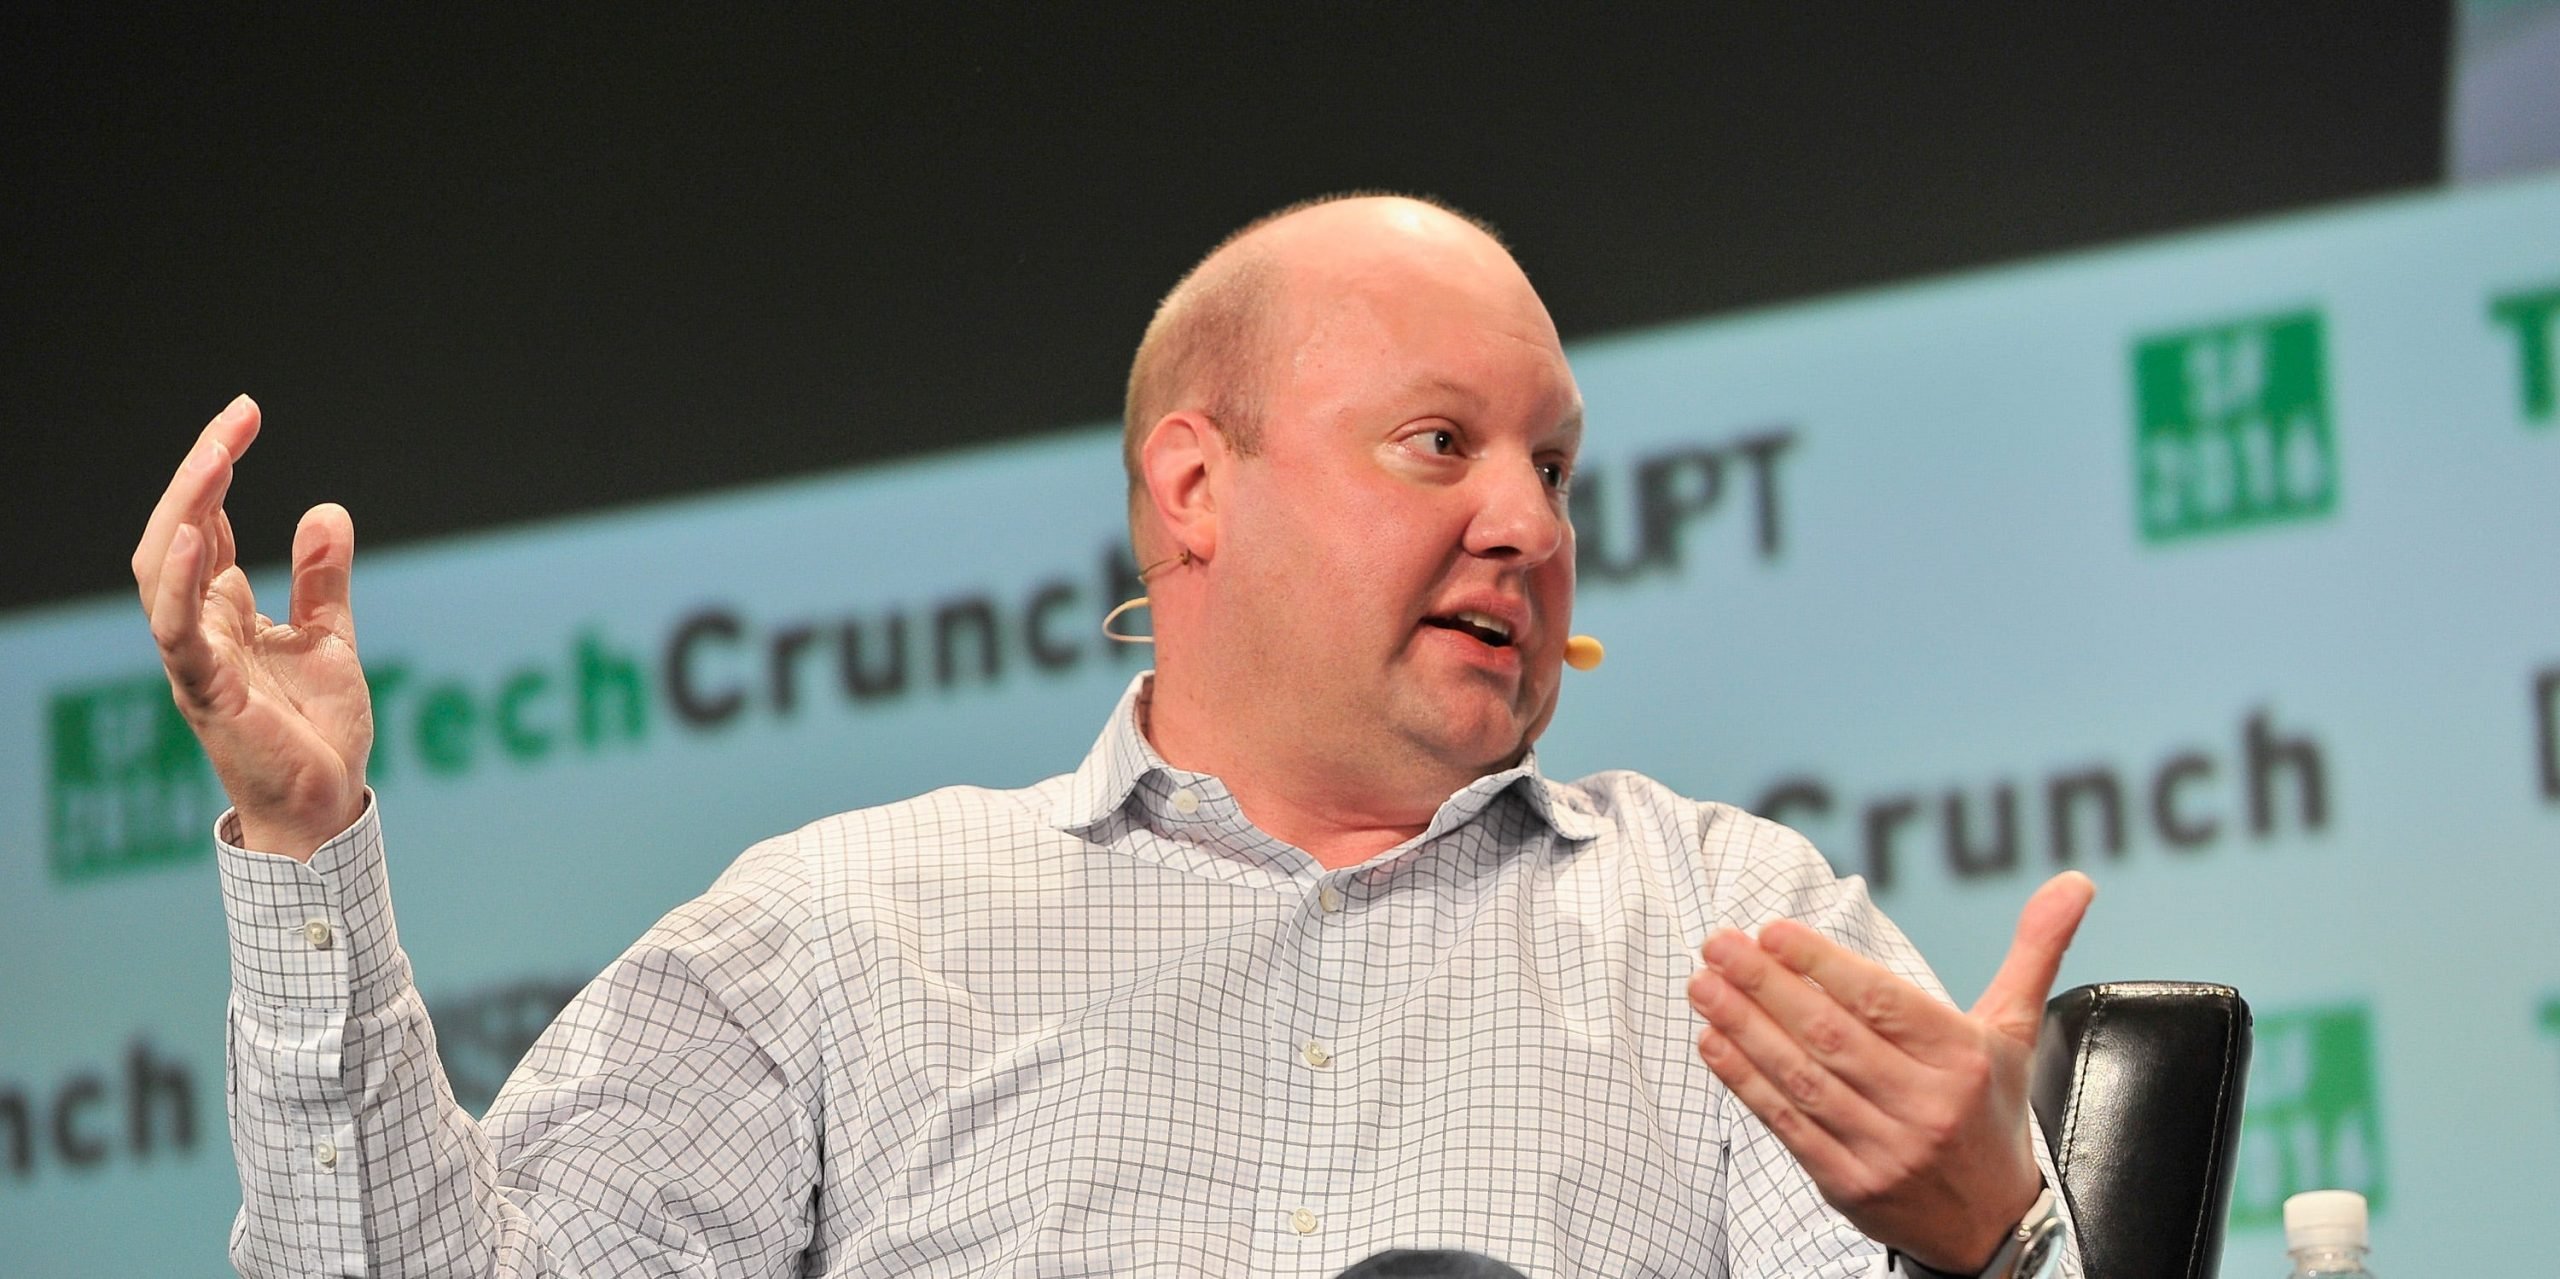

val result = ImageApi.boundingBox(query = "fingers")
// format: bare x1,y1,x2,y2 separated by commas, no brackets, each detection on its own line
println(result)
212,507,238,580
134,395,261,609
148,525,228,714
287,503,357,636
1695,930,1929,1107
1970,871,2098,1039
1689,931,1925,1089
135,434,234,608
1753,920,1974,1065
1693,1017,1862,1181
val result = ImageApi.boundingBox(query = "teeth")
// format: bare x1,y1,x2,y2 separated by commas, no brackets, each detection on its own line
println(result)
1453,610,1512,641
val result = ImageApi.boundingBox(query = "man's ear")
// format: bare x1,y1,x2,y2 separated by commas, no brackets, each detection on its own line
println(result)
1138,410,1222,563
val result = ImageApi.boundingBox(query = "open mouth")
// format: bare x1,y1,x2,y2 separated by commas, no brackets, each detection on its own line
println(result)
1421,610,1515,648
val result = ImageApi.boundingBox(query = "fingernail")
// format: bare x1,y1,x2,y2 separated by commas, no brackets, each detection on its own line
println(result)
227,392,254,414
1703,933,1743,967
190,441,225,473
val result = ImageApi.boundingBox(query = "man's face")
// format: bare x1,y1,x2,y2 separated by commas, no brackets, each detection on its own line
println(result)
1211,232,1582,781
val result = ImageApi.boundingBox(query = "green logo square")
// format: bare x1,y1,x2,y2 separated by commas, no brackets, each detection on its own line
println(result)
2490,284,2560,425
47,676,220,883
2229,1003,2385,1229
2132,310,2337,542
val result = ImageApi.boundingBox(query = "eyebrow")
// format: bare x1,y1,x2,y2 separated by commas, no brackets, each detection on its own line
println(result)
1549,412,1586,451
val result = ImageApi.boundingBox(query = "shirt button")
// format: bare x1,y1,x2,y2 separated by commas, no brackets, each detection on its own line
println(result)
1318,885,1343,914
1301,1041,1332,1068
303,920,335,950
1290,1207,1319,1235
1170,788,1201,816
313,1140,339,1169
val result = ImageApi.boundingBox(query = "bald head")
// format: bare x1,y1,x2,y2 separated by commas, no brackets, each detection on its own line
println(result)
1118,193,1583,834
1121,193,1514,552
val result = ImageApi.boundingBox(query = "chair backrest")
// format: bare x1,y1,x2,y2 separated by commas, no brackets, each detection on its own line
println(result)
2030,981,2251,1279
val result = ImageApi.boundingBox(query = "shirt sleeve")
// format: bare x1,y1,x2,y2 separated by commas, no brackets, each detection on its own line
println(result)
216,796,827,1278
1699,809,2084,1279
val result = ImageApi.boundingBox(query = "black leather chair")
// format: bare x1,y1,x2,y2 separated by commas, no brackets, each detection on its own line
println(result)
2031,982,2252,1279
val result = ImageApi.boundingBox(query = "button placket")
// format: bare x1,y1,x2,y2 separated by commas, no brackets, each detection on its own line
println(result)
1262,875,1336,1247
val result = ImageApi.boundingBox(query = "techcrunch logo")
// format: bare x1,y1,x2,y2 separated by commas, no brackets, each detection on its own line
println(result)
366,540,1156,764
2492,281,2560,427
2230,1003,2385,1231
0,1039,198,1185
45,433,1801,883
2132,309,2337,543
1752,707,2330,892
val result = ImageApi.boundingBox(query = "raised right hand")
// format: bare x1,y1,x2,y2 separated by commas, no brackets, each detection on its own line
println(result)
133,395,372,861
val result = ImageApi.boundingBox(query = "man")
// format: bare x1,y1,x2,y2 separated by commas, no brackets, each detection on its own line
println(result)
137,194,2092,1277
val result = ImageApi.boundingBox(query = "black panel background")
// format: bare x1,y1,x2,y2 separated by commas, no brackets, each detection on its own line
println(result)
4,4,2449,613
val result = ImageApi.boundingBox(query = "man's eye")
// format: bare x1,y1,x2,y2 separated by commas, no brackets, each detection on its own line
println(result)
1539,461,1570,490
1423,428,1458,455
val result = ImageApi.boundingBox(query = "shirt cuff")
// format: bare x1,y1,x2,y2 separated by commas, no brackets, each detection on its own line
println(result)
215,791,410,1011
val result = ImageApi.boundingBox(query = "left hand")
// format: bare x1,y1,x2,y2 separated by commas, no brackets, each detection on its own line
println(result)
1686,871,2096,1272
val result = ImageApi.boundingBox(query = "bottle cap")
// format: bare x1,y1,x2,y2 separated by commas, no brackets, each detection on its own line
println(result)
2283,1190,2368,1250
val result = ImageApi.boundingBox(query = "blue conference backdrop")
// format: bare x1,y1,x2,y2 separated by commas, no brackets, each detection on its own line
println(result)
5,171,2557,1274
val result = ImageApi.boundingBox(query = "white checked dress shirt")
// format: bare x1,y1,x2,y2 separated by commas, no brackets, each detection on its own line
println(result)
217,675,2080,1277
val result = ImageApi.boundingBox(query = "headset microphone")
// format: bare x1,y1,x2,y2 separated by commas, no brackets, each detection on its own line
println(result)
1564,634,1605,671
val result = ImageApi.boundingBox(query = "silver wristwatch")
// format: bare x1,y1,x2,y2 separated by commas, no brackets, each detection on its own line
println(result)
1894,1185,2064,1279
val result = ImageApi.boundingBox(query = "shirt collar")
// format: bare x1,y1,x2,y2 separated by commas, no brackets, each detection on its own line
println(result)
1051,673,1172,834
1052,673,1601,845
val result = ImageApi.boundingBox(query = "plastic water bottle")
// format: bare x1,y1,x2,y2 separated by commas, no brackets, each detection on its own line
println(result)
2283,1190,2375,1279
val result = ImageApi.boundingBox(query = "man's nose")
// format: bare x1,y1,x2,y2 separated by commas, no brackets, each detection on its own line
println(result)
1463,462,1566,565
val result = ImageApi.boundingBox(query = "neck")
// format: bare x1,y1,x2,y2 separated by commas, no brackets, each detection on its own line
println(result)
1144,663,1464,870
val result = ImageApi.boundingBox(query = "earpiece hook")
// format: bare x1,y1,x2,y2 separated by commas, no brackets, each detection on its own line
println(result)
1101,548,1194,645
